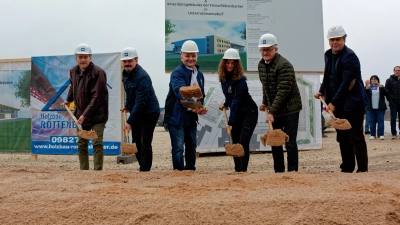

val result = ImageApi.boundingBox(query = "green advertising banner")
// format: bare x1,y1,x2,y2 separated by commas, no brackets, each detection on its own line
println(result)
0,70,32,152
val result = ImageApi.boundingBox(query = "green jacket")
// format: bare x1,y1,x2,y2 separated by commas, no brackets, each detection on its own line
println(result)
258,53,302,116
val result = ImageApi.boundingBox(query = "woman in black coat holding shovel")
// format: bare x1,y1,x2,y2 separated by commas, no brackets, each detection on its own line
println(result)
218,48,258,172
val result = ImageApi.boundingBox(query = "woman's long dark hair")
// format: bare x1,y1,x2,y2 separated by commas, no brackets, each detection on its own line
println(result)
217,59,246,82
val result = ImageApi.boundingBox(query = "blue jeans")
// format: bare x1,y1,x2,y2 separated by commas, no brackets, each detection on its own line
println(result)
389,101,400,135
167,121,197,171
366,109,385,137
364,112,370,132
231,109,258,172
131,114,158,172
271,112,300,172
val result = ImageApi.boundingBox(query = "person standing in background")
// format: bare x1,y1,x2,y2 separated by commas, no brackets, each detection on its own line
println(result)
384,66,400,139
365,75,391,140
364,79,371,134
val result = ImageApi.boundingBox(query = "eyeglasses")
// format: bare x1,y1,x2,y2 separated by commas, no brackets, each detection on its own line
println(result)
395,70,400,72
259,48,275,53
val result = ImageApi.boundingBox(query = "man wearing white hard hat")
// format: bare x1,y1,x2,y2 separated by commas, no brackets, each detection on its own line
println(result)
218,48,258,172
314,25,368,173
257,33,302,173
61,43,109,170
120,47,160,172
164,40,207,171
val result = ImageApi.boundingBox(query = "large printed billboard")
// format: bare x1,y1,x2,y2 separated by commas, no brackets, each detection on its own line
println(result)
30,53,122,155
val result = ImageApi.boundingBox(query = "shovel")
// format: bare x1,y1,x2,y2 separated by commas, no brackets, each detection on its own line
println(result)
319,97,352,130
120,110,137,155
222,108,244,157
260,111,289,146
64,105,98,140
179,83,203,99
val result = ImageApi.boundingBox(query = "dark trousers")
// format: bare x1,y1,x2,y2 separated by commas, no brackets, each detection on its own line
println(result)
168,120,197,171
131,114,158,172
231,109,258,172
271,112,300,172
389,101,400,135
364,111,370,132
334,109,368,172
78,123,105,170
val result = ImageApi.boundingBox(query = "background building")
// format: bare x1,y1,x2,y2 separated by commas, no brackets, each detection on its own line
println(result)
171,35,245,54
0,104,19,119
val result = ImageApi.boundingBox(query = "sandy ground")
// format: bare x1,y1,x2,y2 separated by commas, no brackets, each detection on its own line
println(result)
1,127,400,224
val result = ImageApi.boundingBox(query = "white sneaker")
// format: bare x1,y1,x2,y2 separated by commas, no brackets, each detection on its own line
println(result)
380,136,384,140
369,136,375,140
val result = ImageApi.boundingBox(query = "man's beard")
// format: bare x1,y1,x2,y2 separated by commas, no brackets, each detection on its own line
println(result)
124,66,132,72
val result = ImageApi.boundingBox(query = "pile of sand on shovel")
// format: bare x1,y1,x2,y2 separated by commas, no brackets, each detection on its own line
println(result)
260,129,289,147
77,130,98,140
121,143,137,155
329,118,352,130
180,84,203,99
225,144,244,157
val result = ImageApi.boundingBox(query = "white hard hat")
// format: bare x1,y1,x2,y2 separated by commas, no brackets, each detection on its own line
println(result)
181,40,199,53
258,33,278,48
327,25,346,39
75,43,92,54
120,47,138,60
223,48,240,60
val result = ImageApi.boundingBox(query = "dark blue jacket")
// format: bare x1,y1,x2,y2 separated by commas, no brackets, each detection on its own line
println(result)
365,86,391,110
221,76,257,126
319,45,368,111
122,64,160,125
166,63,205,126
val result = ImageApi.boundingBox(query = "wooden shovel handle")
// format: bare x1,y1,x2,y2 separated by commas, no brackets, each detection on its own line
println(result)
64,105,82,130
265,111,274,130
122,111,129,137
318,96,335,117
222,108,231,134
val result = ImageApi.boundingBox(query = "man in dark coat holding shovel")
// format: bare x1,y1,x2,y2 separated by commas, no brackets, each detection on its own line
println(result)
120,47,160,172
62,43,109,170
314,25,369,173
257,33,302,173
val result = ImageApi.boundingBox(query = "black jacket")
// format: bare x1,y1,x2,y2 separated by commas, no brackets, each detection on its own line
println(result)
221,76,257,126
319,45,368,111
385,74,400,102
365,86,391,110
122,64,160,125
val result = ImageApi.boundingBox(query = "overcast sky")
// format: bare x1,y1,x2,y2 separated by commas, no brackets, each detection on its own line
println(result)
1,0,399,106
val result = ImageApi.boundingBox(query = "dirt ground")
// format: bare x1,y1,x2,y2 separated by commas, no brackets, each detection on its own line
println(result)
1,127,399,224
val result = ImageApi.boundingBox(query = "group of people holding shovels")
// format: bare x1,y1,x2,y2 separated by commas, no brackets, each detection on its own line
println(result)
63,25,368,174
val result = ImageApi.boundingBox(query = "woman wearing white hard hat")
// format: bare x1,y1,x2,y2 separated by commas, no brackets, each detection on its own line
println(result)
218,48,258,172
